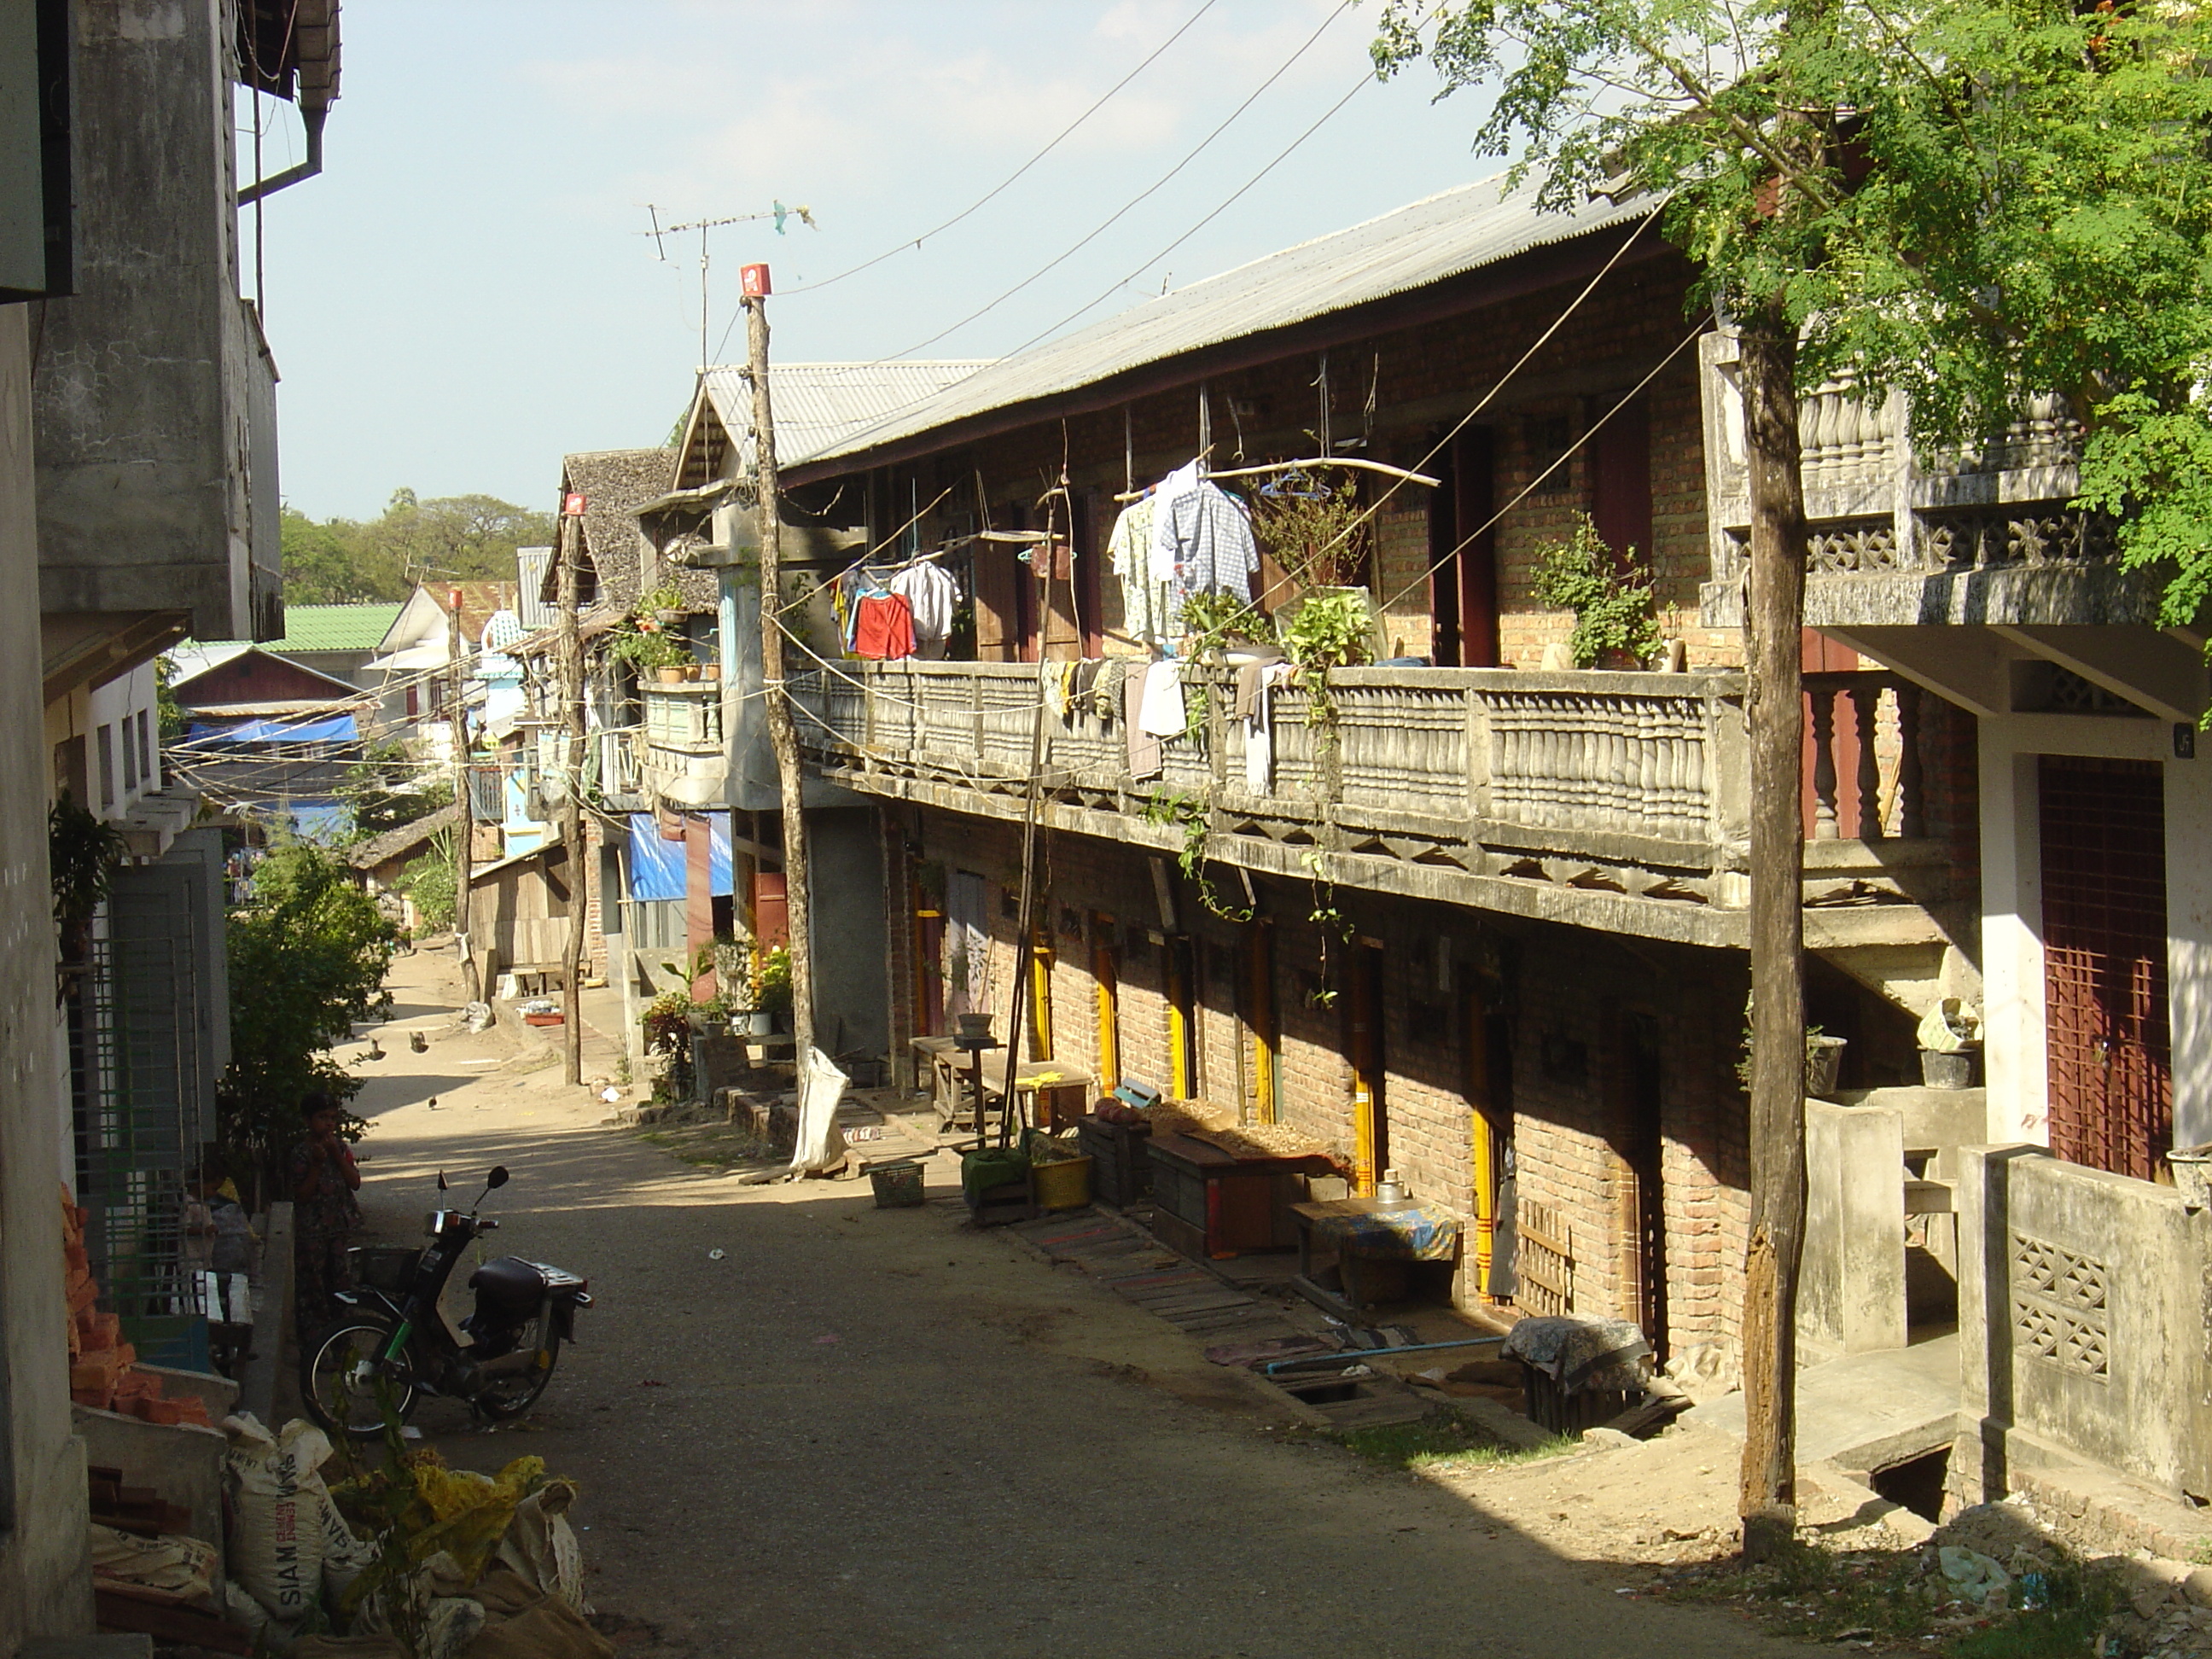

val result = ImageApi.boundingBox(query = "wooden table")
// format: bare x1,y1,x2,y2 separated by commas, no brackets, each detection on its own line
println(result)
1291,1198,1464,1312
909,1036,1092,1135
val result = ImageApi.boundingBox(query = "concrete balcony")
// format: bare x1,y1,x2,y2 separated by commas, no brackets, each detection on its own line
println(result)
1696,333,2157,633
640,683,727,806
794,661,1951,952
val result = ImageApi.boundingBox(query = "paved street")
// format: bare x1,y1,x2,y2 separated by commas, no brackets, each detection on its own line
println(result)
341,950,1812,1658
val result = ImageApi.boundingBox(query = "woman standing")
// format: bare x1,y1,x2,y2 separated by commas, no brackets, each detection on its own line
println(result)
289,1091,363,1336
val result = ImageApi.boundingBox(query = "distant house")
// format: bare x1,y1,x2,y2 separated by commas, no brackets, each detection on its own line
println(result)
164,642,366,839
182,602,404,694
366,580,516,756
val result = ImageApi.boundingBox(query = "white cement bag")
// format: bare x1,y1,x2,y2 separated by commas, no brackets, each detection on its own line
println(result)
495,1478,591,1614
223,1412,335,1625
318,1488,378,1600
789,1045,849,1173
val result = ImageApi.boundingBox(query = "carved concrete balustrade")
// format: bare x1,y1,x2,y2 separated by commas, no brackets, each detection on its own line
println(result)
791,660,1949,951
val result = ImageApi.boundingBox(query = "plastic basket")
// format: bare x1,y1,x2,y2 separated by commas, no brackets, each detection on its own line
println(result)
348,1245,422,1292
869,1161,926,1208
1031,1154,1092,1212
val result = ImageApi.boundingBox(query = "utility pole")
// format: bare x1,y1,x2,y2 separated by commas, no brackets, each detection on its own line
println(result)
1737,302,1810,1563
557,507,587,1086
743,265,816,1062
448,587,480,1004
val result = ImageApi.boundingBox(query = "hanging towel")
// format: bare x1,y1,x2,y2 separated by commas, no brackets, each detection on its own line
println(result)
1149,461,1203,585
1093,659,1126,722
1125,662,1161,780
1138,659,1188,738
1243,661,1291,794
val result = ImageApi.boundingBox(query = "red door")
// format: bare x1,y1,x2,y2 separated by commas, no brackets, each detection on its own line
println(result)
2040,756,2171,1180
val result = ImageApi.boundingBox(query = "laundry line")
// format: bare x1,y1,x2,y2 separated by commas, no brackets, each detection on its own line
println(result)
1109,454,1438,504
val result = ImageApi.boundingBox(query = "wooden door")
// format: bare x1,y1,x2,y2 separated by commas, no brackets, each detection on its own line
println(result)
2040,756,2171,1180
1589,398,1652,570
1608,1012,1669,1358
1429,428,1499,667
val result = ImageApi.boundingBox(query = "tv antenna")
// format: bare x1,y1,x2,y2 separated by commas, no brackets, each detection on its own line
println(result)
641,202,818,369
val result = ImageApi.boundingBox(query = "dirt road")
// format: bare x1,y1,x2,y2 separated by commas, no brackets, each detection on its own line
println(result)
336,949,1813,1659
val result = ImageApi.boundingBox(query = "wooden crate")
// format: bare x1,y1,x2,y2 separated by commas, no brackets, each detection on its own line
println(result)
1076,1117,1152,1207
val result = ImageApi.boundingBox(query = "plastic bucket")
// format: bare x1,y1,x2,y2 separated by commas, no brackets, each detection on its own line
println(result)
1919,1047,1979,1090
1031,1154,1092,1211
1804,1035,1848,1098
868,1161,925,1208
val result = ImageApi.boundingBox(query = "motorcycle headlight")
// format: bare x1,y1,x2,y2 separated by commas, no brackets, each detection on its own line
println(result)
424,1209,451,1237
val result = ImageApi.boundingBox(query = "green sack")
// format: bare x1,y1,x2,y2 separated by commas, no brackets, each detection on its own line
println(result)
960,1147,1028,1204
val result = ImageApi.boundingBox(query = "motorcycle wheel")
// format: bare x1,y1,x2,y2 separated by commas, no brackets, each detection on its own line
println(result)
302,1318,419,1437
473,1336,561,1422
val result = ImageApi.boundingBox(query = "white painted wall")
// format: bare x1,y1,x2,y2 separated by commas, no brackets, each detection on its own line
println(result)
1974,710,2209,1150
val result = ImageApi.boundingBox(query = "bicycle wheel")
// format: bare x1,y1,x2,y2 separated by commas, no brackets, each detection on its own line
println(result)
301,1319,417,1437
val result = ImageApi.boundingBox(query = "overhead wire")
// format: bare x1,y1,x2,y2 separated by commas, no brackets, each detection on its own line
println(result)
875,0,1359,363
765,0,1222,304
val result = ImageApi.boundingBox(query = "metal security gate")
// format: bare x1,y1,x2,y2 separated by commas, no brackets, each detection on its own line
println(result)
2040,756,2170,1180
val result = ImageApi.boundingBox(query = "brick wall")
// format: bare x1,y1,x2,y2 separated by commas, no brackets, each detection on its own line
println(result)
903,803,1753,1355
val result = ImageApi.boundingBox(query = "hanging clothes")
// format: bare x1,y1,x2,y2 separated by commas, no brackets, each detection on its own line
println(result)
1108,497,1175,650
1149,459,1204,585
1125,663,1162,780
1163,481,1260,608
1242,661,1292,795
889,562,958,652
853,591,916,660
1138,660,1188,738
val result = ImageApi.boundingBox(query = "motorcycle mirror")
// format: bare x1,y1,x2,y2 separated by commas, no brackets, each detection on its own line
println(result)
436,1171,449,1191
486,1166,509,1190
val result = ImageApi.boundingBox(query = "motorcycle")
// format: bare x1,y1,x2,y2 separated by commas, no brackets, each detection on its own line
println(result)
301,1165,592,1435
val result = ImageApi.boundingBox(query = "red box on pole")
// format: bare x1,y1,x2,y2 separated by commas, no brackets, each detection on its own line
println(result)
740,263,771,298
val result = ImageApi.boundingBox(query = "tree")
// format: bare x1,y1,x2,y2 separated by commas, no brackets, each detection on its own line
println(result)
282,491,559,604
1375,0,2212,1557
219,842,397,1185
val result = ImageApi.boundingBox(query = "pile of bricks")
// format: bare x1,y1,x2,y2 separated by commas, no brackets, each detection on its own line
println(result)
62,1189,212,1428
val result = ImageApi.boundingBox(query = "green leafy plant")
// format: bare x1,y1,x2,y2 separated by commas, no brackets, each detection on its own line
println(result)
608,620,692,672
49,792,127,934
1529,515,1660,669
1252,475,1368,589
751,944,794,1017
1282,589,1374,674
393,842,457,933
220,842,398,1187
1142,789,1251,923
1176,591,1268,653
637,582,686,617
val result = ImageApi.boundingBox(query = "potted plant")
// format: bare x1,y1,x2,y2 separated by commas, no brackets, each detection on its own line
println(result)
1915,999,1982,1089
49,793,126,964
752,944,794,1032
610,620,693,684
1529,514,1662,669
637,582,687,632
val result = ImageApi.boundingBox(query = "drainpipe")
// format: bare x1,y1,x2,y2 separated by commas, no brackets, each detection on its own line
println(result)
238,102,327,206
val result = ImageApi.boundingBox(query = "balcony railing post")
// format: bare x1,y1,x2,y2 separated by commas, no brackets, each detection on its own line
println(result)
1848,682,1883,839
1465,685,1489,819
1807,685,1840,840
1895,680,1925,840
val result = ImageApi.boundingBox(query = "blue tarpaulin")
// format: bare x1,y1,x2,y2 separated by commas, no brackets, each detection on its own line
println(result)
187,712,358,745
627,812,732,901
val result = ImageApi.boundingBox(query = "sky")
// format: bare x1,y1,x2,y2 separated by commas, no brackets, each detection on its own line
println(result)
253,1,1501,523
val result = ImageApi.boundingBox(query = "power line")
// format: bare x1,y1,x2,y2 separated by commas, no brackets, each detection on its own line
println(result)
773,0,1222,304
876,0,1359,363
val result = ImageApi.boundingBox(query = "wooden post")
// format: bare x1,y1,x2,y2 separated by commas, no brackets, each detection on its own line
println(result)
1737,303,1809,1563
743,279,817,1062
557,509,586,1086
448,587,480,1004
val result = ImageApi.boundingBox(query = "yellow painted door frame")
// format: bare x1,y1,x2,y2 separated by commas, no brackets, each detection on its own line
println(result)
1091,916,1120,1091
1027,927,1054,1060
1165,934,1196,1100
1464,984,1500,1296
1247,920,1277,1125
1348,944,1385,1196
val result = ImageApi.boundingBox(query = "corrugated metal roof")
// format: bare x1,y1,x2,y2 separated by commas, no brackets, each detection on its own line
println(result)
516,549,553,632
182,602,405,658
696,361,994,472
795,176,1658,474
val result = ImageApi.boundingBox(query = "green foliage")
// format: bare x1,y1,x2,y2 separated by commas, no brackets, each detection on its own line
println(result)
1332,1416,1574,1469
49,792,126,932
1252,476,1368,589
1175,591,1267,650
1281,589,1373,673
154,657,188,742
641,991,693,1055
1528,515,1661,668
393,841,456,933
221,842,397,1179
751,944,793,1017
1141,789,1251,923
1374,0,2212,633
282,491,558,604
341,741,453,842
608,619,693,672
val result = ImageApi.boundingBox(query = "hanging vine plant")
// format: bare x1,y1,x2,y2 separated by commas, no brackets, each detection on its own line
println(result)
50,793,126,958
